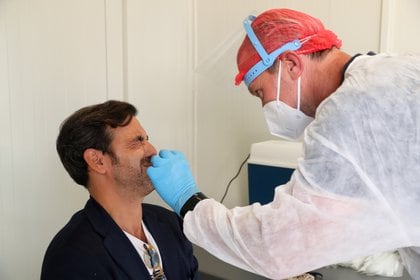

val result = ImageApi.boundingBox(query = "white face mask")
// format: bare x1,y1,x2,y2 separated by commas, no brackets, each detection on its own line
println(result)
263,61,314,141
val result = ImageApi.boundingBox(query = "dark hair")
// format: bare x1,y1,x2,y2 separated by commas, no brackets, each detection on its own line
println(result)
56,100,137,188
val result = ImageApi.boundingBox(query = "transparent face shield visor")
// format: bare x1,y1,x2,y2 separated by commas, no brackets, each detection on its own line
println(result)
195,14,313,89
193,15,247,92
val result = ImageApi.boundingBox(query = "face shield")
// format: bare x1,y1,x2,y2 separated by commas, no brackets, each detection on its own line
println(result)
193,11,273,145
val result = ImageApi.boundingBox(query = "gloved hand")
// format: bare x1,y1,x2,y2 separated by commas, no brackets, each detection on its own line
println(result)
147,150,200,215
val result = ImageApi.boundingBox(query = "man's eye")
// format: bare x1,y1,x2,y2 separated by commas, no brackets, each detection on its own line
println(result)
138,135,149,142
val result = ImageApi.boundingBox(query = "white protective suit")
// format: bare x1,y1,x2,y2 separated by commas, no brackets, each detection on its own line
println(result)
184,53,420,280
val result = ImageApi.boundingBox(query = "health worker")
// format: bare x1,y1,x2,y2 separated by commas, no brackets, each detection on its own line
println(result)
147,8,420,280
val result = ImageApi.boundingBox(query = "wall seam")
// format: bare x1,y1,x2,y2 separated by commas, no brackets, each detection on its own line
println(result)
122,0,128,101
379,0,395,52
103,0,109,99
191,0,198,175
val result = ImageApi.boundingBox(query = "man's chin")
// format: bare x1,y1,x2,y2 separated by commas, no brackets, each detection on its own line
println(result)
142,184,155,196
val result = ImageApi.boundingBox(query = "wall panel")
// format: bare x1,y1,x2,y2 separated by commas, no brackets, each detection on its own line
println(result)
125,0,195,206
0,0,110,278
382,0,420,53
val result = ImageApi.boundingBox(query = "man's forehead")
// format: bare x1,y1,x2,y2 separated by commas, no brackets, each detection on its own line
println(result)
109,117,146,139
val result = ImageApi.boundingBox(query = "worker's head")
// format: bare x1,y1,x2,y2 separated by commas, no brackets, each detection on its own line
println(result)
234,8,342,140
56,100,156,193
235,8,341,87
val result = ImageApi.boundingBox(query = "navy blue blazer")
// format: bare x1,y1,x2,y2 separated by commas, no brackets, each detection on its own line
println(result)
41,198,199,279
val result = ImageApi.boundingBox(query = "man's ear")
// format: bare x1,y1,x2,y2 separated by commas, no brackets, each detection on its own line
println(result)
83,148,107,174
281,51,304,80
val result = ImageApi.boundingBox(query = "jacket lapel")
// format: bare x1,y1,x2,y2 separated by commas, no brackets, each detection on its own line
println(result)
143,205,184,277
85,198,150,280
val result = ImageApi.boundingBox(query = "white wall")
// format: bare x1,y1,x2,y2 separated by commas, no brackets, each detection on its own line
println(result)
380,0,420,54
0,0,418,279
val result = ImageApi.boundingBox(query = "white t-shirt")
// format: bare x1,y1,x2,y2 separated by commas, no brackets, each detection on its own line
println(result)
124,221,164,278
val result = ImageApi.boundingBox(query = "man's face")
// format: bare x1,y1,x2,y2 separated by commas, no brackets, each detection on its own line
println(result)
106,117,157,198
247,61,303,111
247,70,278,106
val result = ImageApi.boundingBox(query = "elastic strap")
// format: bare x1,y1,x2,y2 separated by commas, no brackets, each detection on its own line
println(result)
243,15,302,87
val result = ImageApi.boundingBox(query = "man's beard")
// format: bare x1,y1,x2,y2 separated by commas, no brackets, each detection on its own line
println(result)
111,156,154,198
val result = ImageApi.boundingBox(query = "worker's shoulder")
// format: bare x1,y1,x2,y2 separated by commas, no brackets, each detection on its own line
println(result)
347,53,420,80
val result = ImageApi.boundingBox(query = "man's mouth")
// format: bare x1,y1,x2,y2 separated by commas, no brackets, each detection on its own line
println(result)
141,157,153,168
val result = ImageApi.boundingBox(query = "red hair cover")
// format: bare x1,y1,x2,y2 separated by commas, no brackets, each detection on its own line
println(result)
235,9,342,85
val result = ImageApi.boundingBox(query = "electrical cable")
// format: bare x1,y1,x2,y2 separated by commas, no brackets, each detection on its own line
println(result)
220,153,250,203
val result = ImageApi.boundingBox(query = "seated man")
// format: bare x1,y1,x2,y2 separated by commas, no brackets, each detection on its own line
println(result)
41,100,199,279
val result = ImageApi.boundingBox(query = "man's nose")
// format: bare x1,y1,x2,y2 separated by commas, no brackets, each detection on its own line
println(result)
146,142,157,157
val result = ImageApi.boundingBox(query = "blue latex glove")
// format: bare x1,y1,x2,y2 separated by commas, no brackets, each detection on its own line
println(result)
147,150,200,215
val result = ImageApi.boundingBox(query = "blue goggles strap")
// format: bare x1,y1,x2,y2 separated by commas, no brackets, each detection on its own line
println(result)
243,15,302,87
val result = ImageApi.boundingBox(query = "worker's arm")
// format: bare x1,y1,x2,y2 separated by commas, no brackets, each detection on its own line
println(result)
182,173,408,279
